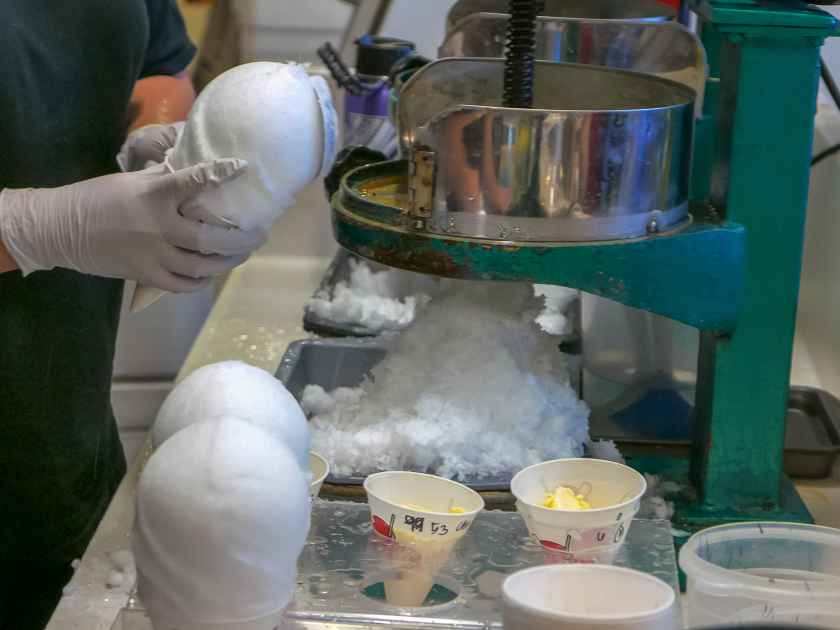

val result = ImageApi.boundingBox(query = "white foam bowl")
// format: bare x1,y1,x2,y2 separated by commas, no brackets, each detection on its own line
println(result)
511,458,647,563
309,451,329,498
502,565,679,630
363,471,485,542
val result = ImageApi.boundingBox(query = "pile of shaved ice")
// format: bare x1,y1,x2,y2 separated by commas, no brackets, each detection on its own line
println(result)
304,281,590,480
305,256,578,336
305,258,445,333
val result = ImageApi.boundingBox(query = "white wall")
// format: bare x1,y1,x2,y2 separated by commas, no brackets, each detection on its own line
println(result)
379,0,457,59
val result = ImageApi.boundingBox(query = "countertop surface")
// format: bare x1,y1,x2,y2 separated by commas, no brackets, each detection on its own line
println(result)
46,108,840,628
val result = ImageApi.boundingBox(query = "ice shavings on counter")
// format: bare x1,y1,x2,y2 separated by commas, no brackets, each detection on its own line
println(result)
305,282,590,480
305,258,446,333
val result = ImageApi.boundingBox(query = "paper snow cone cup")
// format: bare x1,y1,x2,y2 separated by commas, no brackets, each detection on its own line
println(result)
309,451,329,499
364,471,484,607
511,459,647,564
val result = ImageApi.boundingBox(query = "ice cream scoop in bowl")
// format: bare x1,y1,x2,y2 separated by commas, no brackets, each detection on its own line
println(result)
511,458,647,563
363,471,484,607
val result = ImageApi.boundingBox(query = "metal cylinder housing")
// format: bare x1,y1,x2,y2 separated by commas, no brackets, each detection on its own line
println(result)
401,59,694,242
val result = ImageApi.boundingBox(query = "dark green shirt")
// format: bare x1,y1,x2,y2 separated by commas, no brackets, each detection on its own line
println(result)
0,0,195,565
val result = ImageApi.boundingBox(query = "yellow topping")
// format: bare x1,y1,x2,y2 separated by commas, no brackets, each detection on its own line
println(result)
542,486,592,510
402,503,466,514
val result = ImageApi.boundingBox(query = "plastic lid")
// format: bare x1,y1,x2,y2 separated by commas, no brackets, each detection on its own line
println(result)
355,36,416,77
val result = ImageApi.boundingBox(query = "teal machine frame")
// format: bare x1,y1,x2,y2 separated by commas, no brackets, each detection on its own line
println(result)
330,0,839,529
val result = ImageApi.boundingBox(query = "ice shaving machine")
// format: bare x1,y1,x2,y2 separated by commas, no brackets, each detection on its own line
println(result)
327,0,839,530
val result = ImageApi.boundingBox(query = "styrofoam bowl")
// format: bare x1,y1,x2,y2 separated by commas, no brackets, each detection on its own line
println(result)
363,471,484,542
511,458,647,562
502,565,679,630
309,451,329,498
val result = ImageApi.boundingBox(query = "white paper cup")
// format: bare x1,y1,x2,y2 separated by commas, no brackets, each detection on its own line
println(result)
364,471,484,542
502,565,679,630
309,451,329,498
364,471,484,607
511,458,647,563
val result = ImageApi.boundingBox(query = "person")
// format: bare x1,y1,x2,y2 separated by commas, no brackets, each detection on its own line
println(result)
0,2,264,628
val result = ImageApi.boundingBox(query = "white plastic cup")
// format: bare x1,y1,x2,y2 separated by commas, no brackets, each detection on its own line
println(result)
511,458,647,563
680,522,840,628
309,451,329,499
364,471,484,607
502,565,679,630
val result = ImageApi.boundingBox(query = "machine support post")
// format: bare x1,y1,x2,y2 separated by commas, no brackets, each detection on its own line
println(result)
691,26,824,510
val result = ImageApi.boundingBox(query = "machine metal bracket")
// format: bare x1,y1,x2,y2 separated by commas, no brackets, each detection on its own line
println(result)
407,146,435,226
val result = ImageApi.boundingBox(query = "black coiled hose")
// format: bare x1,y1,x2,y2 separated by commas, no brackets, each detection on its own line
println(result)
503,0,540,108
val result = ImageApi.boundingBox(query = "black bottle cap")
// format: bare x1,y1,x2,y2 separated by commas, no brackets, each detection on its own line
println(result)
355,35,416,78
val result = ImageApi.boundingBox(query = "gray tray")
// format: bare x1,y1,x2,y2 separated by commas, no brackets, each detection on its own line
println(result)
590,385,840,479
114,501,679,630
303,251,581,351
278,338,516,492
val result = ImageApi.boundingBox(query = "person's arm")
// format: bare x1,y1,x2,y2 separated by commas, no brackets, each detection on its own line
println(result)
127,70,195,131
0,239,17,273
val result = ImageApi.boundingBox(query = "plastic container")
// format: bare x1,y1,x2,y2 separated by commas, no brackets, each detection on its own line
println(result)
730,604,840,627
309,451,330,498
680,522,840,628
511,459,647,563
502,564,679,630
363,471,484,607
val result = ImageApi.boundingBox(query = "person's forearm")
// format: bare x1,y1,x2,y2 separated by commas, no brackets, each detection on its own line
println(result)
0,238,18,273
127,71,196,132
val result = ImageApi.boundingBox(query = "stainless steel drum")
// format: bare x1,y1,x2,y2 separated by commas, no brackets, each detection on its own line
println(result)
445,0,675,32
439,17,705,93
399,58,695,242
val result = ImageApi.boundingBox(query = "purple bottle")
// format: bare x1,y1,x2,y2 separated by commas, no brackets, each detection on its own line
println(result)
344,36,415,158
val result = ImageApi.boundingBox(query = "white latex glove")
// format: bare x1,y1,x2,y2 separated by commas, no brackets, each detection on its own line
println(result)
117,122,184,172
0,159,266,293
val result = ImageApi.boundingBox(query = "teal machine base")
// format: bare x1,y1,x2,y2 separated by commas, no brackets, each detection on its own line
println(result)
329,0,840,529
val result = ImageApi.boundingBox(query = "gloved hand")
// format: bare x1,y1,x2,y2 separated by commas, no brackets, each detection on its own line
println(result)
117,122,184,172
0,159,267,292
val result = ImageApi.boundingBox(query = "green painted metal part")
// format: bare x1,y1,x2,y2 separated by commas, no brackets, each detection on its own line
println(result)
332,161,745,333
689,9,832,517
330,0,839,528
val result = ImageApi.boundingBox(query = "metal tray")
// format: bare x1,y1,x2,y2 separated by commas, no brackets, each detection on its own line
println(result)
280,339,840,484
303,250,383,338
303,251,581,347
113,501,679,630
589,385,840,479
278,338,516,492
